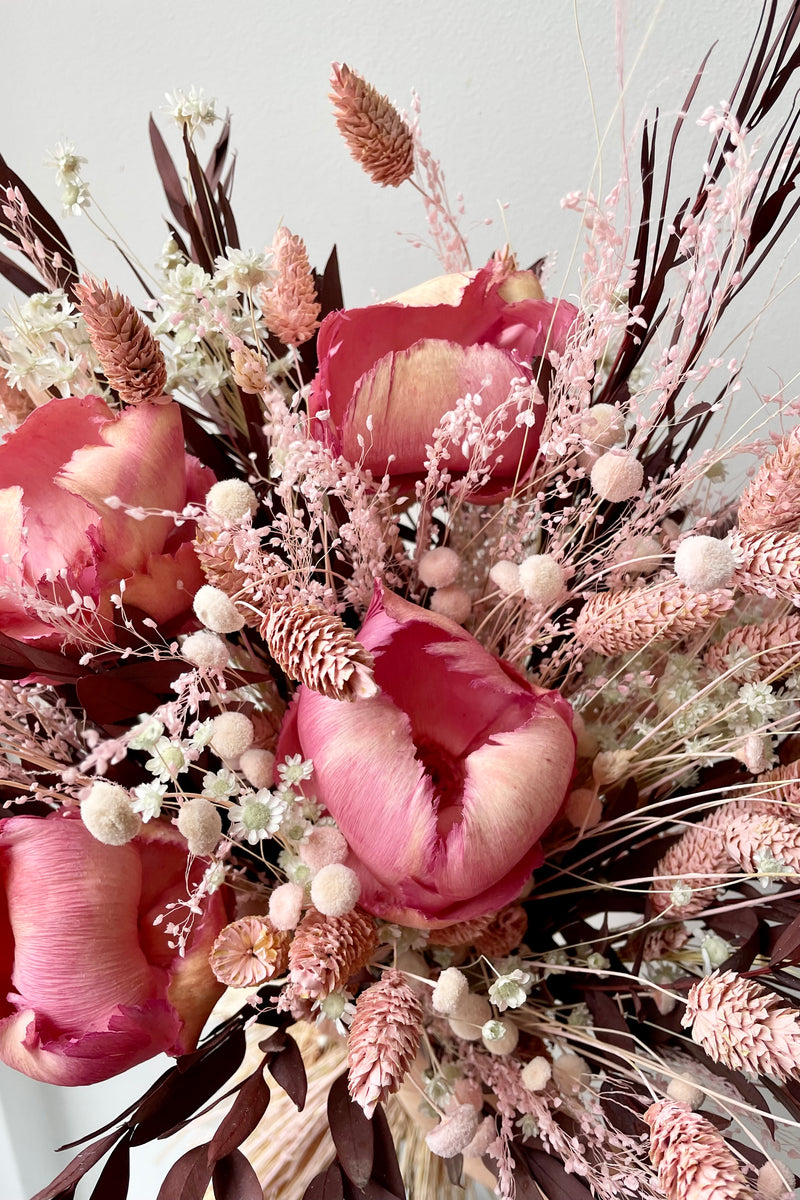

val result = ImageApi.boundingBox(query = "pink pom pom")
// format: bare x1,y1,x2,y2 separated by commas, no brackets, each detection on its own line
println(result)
590,450,643,502
269,881,305,930
299,825,349,873
418,546,461,588
430,585,472,624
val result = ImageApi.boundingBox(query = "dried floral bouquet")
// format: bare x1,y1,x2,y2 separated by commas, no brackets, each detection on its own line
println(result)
2,6,800,1200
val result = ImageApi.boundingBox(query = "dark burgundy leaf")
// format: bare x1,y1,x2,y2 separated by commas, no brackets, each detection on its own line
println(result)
29,1130,123,1200
771,909,800,966
327,1072,374,1189
182,200,215,274
211,1149,262,1200
76,673,172,725
585,989,636,1054
524,1148,594,1200
130,1027,247,1144
183,128,225,260
155,1145,213,1200
0,248,46,296
205,116,232,192
0,630,83,683
268,1030,307,1110
88,1133,131,1199
444,1154,463,1187
303,1163,345,1200
599,1078,648,1138
217,184,240,252
0,150,78,297
207,1066,270,1164
179,404,233,478
150,117,191,232
368,1106,405,1200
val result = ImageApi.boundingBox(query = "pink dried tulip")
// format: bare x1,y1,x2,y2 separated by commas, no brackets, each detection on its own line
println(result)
731,528,800,603
209,915,289,988
347,968,423,1117
286,906,378,1000
260,226,321,346
738,427,800,535
75,275,168,405
644,1100,753,1200
683,970,800,1081
724,810,800,874
574,581,734,655
260,601,378,701
704,614,800,682
329,63,415,188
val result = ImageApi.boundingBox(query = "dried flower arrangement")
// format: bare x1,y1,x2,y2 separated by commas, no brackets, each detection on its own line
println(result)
2,6,800,1200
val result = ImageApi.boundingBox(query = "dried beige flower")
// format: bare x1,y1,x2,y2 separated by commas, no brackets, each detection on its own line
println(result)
210,916,289,988
329,62,414,188
75,274,168,404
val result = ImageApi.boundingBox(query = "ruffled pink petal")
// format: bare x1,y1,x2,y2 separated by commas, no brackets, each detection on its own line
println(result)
107,540,207,624
0,486,56,639
489,297,579,360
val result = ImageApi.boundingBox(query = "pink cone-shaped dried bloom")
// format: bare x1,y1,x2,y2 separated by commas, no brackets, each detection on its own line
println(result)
731,529,800,603
724,810,800,874
231,346,268,394
683,970,800,1081
347,968,423,1117
210,915,289,988
574,581,735,655
276,584,575,929
644,1100,753,1200
473,905,528,958
329,63,414,188
738,427,800,535
704,614,800,682
0,812,228,1085
260,227,321,346
75,275,168,405
261,601,377,702
286,906,378,1000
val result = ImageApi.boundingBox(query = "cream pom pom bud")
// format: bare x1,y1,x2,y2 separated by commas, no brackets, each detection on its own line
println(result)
489,560,520,595
553,1052,591,1093
210,711,255,759
430,585,472,624
309,863,361,916
666,1074,704,1109
418,546,461,588
425,1104,480,1159
431,967,469,1016
299,825,349,873
193,584,245,634
269,881,305,930
238,748,275,790
481,1018,519,1055
521,1056,552,1092
673,534,735,592
590,449,644,502
206,478,258,522
81,782,142,846
177,797,222,857
518,554,565,606
448,992,492,1040
581,403,625,450
181,630,230,672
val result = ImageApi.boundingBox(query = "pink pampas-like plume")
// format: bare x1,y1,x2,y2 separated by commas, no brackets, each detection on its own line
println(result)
644,1100,752,1200
347,968,423,1118
683,970,800,1081
573,581,735,655
260,227,321,347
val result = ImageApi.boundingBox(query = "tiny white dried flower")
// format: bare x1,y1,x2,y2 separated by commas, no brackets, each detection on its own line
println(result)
165,87,219,138
131,780,168,822
488,969,532,1012
145,737,189,782
201,768,239,800
277,754,314,785
45,140,87,186
129,718,165,751
214,248,273,294
229,789,290,844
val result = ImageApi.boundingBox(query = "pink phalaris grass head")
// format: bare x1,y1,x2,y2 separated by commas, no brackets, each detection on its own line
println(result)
704,614,800,682
329,63,414,188
650,821,733,918
209,915,289,988
260,226,321,346
724,810,800,875
347,968,423,1118
738,427,800,535
286,906,378,1000
260,600,378,702
74,274,168,405
574,581,735,655
730,529,800,603
644,1100,753,1200
682,970,800,1081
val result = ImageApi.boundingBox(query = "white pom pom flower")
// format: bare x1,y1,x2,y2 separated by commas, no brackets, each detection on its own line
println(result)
81,782,141,846
309,863,361,916
238,748,275,789
489,560,520,595
673,534,734,591
590,450,644,502
177,797,222,856
181,630,229,671
193,585,245,634
206,479,258,522
210,711,255,759
521,1056,552,1092
431,967,469,1016
518,554,565,606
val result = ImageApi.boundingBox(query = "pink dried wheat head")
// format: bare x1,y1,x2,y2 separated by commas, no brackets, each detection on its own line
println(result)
683,969,800,1082
286,906,378,1000
329,63,415,188
75,275,168,405
347,968,423,1117
260,227,321,346
260,601,377,701
644,1100,753,1200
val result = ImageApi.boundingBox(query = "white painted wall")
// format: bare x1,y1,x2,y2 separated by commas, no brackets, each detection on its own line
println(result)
1,2,798,1195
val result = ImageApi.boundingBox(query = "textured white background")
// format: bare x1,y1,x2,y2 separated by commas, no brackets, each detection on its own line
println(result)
1,2,798,1196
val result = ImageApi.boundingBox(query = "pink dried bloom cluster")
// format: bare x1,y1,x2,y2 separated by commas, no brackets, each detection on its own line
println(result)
329,63,414,189
260,227,321,346
75,275,168,404
683,970,800,1082
738,427,800,535
703,614,800,682
347,968,423,1117
574,581,735,655
644,1100,752,1200
285,907,378,1001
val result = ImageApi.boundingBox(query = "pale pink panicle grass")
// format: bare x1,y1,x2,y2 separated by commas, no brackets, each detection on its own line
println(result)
260,227,321,346
259,601,378,702
286,907,378,1001
738,427,800,535
74,274,168,404
683,970,800,1082
209,916,289,988
703,615,800,682
347,968,423,1118
644,1100,752,1200
574,581,735,655
329,63,414,189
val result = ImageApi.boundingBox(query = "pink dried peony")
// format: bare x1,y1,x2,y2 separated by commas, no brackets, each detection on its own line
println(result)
0,394,212,644
0,811,229,1085
309,263,577,501
276,584,575,928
